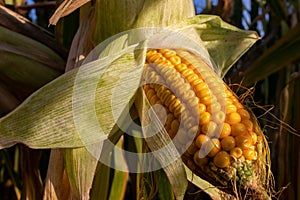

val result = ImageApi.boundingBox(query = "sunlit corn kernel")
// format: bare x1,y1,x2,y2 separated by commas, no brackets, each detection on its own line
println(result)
201,121,217,136
146,50,157,58
234,102,244,109
147,52,163,63
226,104,237,114
160,49,176,58
199,103,206,114
225,89,232,96
183,116,197,130
213,151,230,168
235,134,253,149
169,55,181,65
191,78,203,87
196,88,211,98
211,86,225,95
176,83,191,96
219,123,231,138
200,95,212,105
194,82,208,92
243,149,256,161
188,98,200,116
249,131,257,144
187,126,199,140
205,138,221,157
186,74,199,83
221,136,236,151
175,63,188,72
231,123,247,136
161,66,175,77
165,74,181,86
168,98,181,113
226,112,241,125
211,111,225,124
207,102,221,113
242,119,254,131
181,68,194,78
182,90,196,102
193,151,209,166
195,134,210,148
230,147,243,159
237,108,250,119
200,112,211,125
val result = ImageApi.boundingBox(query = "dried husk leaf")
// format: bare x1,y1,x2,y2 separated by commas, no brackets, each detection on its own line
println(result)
49,0,91,25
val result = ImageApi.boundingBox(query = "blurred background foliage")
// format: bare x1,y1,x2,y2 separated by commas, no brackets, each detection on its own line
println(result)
0,0,299,199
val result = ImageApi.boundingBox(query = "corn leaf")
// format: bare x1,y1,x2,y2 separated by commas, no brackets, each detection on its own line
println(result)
0,5,67,59
240,24,300,86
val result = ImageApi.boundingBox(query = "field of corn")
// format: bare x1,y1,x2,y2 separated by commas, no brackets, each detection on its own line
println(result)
0,0,300,199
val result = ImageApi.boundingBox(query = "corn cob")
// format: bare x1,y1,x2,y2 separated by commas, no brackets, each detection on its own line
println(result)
142,49,270,197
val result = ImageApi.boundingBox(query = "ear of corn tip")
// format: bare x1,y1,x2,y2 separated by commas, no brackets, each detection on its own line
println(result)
143,49,260,185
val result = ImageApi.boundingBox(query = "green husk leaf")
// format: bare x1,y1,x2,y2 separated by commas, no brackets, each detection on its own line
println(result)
108,137,128,200
176,15,259,77
0,33,145,149
91,0,195,45
64,147,98,199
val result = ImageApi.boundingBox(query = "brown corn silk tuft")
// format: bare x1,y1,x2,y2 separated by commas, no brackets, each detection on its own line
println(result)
142,49,273,199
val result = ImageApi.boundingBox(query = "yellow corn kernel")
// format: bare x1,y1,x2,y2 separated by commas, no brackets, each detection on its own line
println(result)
205,138,221,157
235,134,253,149
226,104,237,114
221,136,236,151
242,119,254,131
237,108,250,119
202,121,217,137
226,112,241,125
195,134,210,148
243,149,256,161
249,131,258,144
200,112,211,125
231,123,247,136
219,123,231,138
230,147,243,159
213,151,230,168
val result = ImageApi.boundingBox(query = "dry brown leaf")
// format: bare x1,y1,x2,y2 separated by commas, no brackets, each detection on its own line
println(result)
66,8,94,70
49,0,91,25
43,149,72,200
